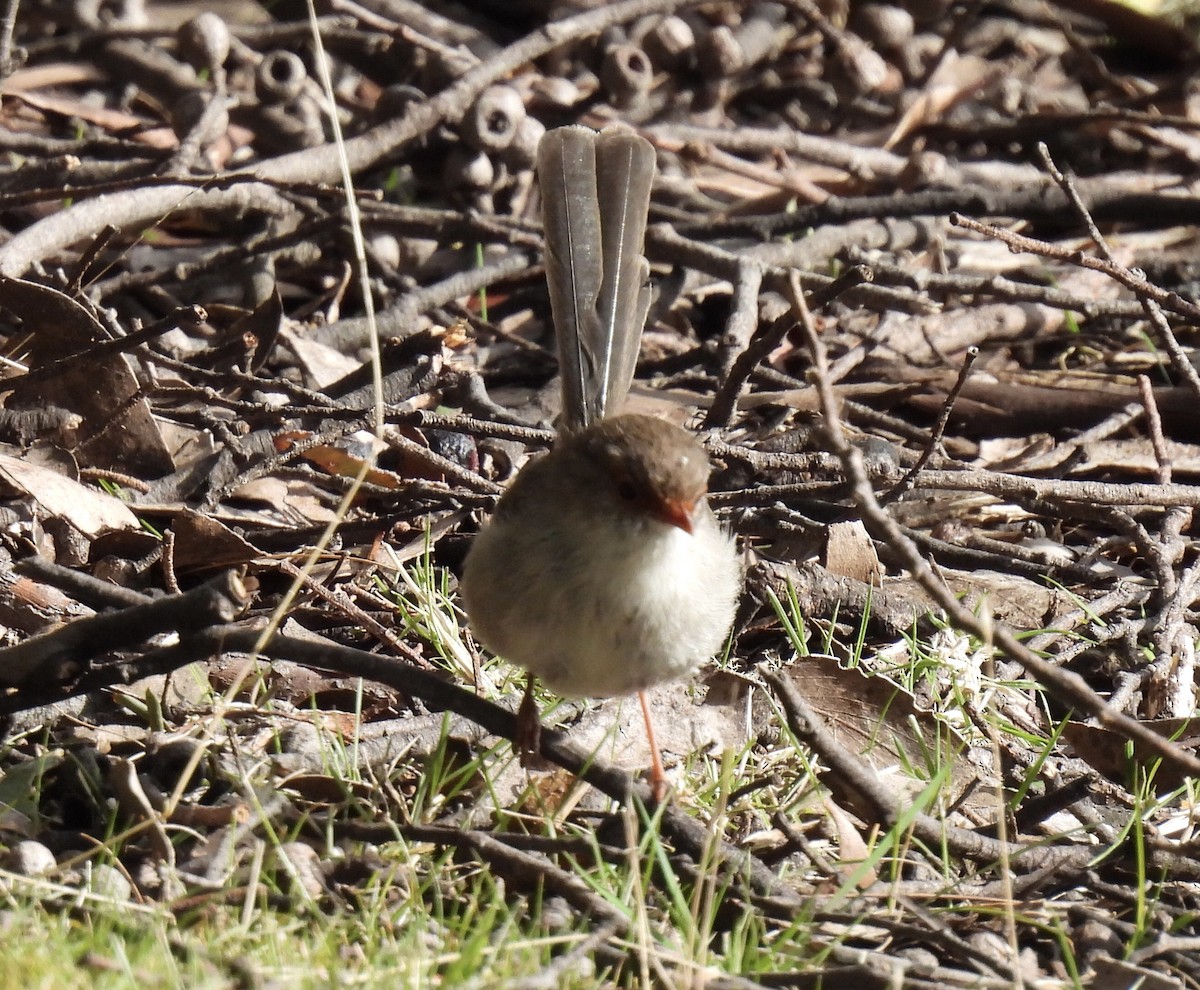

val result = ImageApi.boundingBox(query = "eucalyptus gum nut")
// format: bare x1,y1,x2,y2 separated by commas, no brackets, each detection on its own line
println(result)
600,44,652,109
445,147,495,191
256,50,307,105
645,15,694,69
74,0,146,30
177,12,231,72
507,116,546,168
462,85,527,153
854,4,915,53
531,76,580,109
697,25,742,77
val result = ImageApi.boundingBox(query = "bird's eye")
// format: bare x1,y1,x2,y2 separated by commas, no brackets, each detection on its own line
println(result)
616,480,638,501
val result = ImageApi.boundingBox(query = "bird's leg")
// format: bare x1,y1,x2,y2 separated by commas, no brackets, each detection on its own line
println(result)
515,674,543,766
638,689,667,802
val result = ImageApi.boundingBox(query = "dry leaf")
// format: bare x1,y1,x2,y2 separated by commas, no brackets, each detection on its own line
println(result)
168,509,262,572
1062,718,1200,791
0,276,174,474
822,519,881,585
0,451,139,538
781,657,983,808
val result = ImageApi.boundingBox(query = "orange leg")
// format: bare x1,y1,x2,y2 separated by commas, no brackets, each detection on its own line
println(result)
639,689,666,802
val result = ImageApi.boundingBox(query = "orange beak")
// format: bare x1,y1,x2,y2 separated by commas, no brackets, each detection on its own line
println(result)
654,497,696,534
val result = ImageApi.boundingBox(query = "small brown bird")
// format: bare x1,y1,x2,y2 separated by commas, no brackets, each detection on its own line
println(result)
461,126,741,796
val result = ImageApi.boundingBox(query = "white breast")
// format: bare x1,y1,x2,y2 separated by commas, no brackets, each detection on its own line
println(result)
465,508,739,698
